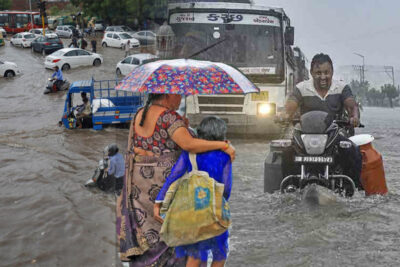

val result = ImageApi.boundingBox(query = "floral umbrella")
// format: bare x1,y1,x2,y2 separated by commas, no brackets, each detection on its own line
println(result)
115,59,259,95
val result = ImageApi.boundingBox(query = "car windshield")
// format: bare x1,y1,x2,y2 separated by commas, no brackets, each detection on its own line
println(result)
169,12,284,76
120,33,132,39
121,26,133,32
25,34,36,38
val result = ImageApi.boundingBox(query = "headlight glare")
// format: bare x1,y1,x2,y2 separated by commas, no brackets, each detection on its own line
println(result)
257,103,276,116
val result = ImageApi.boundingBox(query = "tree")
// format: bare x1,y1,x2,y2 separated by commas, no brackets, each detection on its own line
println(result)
0,0,11,10
366,88,381,106
350,79,369,104
69,0,167,28
381,84,399,108
49,6,61,16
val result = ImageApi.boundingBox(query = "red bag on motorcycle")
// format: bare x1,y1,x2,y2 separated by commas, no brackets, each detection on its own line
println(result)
350,134,388,196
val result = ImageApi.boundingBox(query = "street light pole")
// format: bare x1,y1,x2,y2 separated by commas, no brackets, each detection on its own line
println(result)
29,0,33,30
354,53,365,84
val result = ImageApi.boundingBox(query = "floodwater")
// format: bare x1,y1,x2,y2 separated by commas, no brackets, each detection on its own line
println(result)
1,39,400,266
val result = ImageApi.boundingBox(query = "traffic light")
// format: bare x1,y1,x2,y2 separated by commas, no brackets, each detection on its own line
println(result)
41,1,47,17
37,0,47,17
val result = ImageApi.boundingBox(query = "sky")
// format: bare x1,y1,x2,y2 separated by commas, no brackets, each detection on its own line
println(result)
254,0,400,70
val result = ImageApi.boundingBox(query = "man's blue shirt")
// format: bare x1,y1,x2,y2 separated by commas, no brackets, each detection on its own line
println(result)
108,153,125,178
52,69,63,81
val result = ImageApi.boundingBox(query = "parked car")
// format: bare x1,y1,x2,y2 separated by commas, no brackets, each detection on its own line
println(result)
10,32,36,48
105,25,135,36
56,25,82,38
101,32,140,49
0,60,21,77
0,27,6,37
29,28,58,38
116,53,158,76
94,20,106,31
31,36,64,55
130,31,156,46
44,48,103,71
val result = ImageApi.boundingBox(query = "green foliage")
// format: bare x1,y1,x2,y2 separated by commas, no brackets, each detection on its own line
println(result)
69,0,167,27
49,6,61,16
350,80,369,100
0,0,12,10
381,84,399,108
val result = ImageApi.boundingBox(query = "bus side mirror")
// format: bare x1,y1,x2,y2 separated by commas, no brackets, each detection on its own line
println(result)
285,26,294,46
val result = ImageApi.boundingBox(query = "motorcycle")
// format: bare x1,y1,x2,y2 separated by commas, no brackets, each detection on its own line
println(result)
264,110,364,198
84,145,116,192
44,78,70,94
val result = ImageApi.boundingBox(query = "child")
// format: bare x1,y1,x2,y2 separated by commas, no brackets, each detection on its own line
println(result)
154,116,232,267
106,144,124,195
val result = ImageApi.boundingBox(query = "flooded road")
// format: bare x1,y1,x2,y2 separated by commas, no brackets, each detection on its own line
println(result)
1,40,400,266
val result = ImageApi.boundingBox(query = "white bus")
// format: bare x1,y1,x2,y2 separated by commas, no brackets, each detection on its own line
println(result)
166,0,302,136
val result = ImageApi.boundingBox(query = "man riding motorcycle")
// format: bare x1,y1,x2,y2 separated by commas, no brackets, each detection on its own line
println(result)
51,66,64,91
281,53,362,189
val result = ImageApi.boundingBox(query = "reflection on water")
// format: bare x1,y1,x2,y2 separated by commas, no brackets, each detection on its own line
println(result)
1,41,400,266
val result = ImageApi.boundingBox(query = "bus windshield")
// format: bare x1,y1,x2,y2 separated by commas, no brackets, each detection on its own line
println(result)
169,12,283,78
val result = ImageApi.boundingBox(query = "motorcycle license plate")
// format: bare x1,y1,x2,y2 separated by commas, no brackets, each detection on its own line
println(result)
294,156,333,164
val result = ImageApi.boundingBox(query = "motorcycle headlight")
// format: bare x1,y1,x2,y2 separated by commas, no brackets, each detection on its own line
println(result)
301,134,328,155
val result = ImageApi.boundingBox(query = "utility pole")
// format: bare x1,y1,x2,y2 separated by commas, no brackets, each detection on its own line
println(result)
354,53,365,84
29,0,33,30
384,66,395,87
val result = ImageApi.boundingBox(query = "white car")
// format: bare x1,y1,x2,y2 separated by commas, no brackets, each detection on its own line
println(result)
44,48,103,71
101,32,140,49
130,31,156,45
55,25,81,38
0,60,21,77
29,28,58,38
10,32,36,48
116,53,158,76
105,25,135,36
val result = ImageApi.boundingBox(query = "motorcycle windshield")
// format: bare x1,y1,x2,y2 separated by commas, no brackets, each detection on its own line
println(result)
300,111,331,134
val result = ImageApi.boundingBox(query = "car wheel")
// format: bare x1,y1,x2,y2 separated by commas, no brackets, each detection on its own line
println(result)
116,68,122,76
62,64,70,71
42,49,46,56
102,42,107,47
5,70,15,78
93,59,101,67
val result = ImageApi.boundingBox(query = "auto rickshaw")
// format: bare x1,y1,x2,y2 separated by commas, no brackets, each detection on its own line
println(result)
0,32,5,47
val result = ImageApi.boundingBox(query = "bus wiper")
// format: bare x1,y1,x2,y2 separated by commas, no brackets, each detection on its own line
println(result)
188,37,228,59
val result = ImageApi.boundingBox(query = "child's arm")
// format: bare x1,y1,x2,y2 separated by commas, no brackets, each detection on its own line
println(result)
155,151,189,202
154,151,189,223
222,156,233,201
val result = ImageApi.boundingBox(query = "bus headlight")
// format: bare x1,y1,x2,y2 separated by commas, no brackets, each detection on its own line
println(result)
257,103,276,116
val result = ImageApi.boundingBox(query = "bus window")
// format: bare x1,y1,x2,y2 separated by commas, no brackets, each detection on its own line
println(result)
0,14,8,26
16,14,29,28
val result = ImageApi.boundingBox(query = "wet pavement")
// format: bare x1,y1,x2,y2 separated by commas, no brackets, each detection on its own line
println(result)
1,38,400,266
